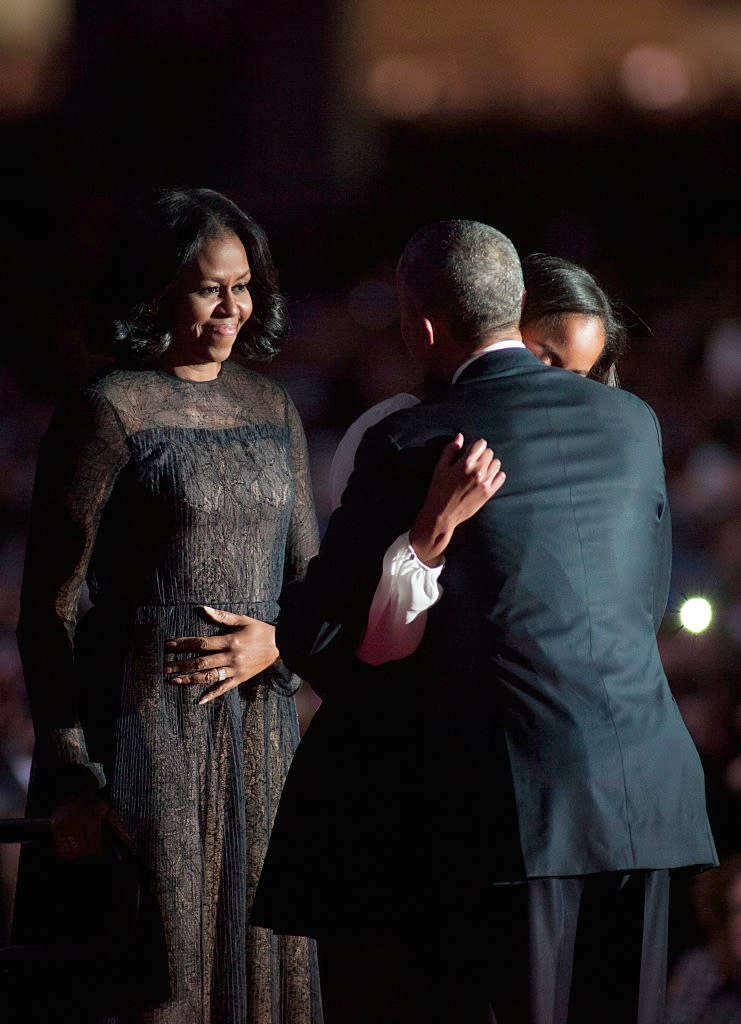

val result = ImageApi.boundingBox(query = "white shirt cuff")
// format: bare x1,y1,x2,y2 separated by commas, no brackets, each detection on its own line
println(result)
356,532,443,665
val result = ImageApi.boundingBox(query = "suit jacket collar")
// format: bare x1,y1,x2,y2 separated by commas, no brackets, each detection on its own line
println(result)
452,346,542,386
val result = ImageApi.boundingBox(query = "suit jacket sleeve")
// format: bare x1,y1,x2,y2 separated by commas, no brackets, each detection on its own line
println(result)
277,422,433,695
648,405,672,632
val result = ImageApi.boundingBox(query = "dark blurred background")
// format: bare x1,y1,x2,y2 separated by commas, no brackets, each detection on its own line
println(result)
0,0,739,977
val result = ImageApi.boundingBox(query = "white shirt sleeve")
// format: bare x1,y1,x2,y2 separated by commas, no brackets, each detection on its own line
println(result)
356,532,444,665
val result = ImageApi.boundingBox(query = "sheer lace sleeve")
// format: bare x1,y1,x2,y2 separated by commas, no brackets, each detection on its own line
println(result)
17,385,130,800
271,391,319,694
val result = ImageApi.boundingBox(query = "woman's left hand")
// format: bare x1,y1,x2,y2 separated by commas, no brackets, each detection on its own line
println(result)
165,606,279,704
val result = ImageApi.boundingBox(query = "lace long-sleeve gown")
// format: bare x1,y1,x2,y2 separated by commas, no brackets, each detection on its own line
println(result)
15,359,323,1024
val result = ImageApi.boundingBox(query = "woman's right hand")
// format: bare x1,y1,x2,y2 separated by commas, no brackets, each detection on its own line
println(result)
409,434,506,566
51,793,128,860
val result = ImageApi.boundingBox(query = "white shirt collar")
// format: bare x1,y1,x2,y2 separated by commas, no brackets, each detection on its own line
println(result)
451,339,527,385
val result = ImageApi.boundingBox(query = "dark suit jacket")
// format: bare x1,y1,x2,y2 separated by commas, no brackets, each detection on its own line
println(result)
253,348,717,936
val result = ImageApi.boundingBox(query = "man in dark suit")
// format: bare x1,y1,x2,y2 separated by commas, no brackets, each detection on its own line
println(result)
253,221,717,1023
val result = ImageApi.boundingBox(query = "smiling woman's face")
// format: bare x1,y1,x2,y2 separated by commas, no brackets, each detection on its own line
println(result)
522,313,606,377
168,232,253,366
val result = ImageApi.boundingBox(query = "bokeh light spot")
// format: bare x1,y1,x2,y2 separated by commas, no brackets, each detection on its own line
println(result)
679,597,713,634
620,45,691,111
367,55,451,118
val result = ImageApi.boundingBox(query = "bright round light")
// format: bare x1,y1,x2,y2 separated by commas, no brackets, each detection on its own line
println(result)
679,597,713,634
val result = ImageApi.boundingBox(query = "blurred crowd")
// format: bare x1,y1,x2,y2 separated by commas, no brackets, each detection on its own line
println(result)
0,228,739,1018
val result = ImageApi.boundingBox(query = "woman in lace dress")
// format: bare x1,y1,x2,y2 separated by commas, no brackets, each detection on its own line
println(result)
15,189,322,1023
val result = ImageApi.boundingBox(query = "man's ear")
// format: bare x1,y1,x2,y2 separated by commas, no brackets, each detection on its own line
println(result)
403,313,433,357
423,317,435,349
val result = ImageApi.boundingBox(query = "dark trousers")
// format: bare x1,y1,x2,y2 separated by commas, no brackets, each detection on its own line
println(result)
320,870,670,1024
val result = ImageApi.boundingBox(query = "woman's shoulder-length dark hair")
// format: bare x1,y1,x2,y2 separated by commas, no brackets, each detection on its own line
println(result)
521,253,627,386
94,188,287,363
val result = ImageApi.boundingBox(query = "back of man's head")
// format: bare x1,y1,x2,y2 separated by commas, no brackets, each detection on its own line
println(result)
397,220,524,344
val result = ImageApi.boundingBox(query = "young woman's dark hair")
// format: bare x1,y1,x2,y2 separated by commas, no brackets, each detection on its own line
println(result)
94,188,287,363
521,254,627,386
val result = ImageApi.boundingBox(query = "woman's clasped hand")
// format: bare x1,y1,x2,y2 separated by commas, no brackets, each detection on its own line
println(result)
165,606,279,703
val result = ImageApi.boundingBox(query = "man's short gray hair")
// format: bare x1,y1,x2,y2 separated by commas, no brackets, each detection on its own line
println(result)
398,220,524,342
